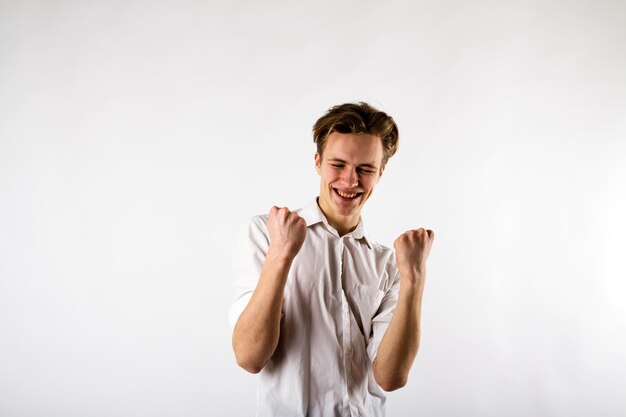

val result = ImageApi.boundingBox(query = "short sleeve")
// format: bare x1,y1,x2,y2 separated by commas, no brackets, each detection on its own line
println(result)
228,215,270,330
366,258,401,363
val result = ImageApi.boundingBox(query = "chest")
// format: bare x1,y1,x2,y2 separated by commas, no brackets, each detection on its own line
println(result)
285,228,391,331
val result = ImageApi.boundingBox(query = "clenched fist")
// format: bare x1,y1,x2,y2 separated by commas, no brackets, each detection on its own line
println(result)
394,228,435,281
266,206,307,263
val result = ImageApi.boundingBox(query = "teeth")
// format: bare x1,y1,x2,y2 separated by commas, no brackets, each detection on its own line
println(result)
337,190,358,199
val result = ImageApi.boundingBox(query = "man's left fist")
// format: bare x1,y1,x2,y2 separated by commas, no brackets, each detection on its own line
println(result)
394,228,435,278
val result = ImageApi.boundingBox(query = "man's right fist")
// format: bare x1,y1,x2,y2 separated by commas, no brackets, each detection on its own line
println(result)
266,206,307,262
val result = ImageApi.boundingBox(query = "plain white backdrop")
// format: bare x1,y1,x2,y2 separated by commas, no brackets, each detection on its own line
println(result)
1,1,625,416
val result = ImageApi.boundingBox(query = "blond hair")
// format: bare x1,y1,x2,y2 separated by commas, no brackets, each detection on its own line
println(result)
312,102,399,166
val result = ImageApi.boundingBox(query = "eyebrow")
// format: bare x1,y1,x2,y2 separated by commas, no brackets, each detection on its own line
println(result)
327,158,379,169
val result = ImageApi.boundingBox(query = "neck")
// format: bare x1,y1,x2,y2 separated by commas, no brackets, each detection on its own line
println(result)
316,198,359,237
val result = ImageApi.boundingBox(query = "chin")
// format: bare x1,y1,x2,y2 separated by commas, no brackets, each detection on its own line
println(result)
334,200,363,215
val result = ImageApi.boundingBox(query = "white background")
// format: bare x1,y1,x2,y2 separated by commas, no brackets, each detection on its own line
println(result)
1,1,625,416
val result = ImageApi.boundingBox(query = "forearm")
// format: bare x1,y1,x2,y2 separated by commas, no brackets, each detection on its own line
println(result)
232,257,292,373
373,272,424,391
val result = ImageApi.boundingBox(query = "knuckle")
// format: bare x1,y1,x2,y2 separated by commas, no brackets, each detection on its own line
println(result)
396,235,408,245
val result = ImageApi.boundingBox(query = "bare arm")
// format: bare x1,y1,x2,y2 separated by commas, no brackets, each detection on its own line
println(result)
373,228,434,391
232,207,306,373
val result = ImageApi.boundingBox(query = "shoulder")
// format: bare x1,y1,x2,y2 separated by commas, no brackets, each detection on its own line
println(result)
236,213,270,246
362,234,399,287
364,233,393,252
250,213,269,229
364,234,396,262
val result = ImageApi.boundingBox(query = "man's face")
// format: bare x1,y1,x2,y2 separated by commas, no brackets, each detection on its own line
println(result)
315,132,385,230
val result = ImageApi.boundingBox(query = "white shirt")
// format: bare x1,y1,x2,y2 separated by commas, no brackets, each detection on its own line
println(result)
229,199,401,417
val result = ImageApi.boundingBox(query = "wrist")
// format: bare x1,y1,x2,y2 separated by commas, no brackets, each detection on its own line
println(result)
399,268,425,289
265,248,295,270
266,245,296,264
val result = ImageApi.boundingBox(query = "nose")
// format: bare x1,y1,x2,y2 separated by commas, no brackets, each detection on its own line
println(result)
340,167,359,188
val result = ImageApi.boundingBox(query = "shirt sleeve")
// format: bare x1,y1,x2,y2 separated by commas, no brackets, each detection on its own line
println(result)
366,256,401,363
228,215,270,330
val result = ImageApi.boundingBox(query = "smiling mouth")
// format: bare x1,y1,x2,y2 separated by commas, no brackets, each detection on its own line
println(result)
333,188,363,200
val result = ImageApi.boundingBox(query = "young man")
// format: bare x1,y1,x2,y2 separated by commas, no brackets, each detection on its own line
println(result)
229,102,434,416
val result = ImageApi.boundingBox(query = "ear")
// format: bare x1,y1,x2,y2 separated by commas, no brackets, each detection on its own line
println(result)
314,152,322,175
379,164,386,179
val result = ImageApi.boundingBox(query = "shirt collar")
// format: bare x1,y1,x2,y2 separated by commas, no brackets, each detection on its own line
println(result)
297,198,371,246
